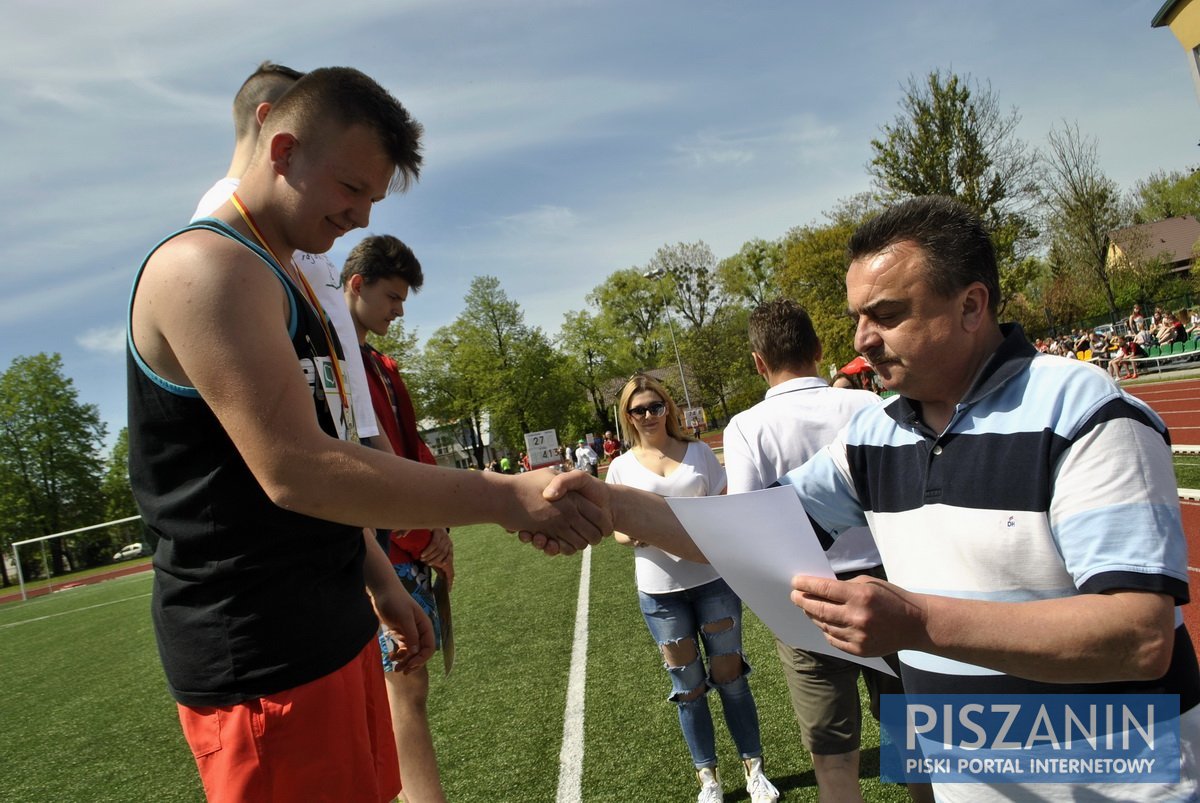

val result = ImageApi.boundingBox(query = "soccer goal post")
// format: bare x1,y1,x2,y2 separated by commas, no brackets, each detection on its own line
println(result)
10,515,142,602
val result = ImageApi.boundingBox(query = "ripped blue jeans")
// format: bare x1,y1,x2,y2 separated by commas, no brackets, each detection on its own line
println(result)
638,577,763,769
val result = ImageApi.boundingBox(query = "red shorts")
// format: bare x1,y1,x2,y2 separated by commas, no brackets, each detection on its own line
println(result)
177,638,400,802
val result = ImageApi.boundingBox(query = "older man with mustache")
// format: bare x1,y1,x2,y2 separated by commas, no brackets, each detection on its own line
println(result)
539,195,1200,802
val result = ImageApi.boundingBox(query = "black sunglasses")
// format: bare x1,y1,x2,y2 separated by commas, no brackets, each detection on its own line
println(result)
627,401,667,419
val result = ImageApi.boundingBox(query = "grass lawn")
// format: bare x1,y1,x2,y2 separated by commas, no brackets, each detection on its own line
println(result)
0,525,907,802
1176,455,1200,490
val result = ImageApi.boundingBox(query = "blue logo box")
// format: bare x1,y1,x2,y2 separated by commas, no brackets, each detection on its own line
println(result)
879,694,1181,784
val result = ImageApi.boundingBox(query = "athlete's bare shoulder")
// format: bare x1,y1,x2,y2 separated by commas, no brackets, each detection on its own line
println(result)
132,226,289,387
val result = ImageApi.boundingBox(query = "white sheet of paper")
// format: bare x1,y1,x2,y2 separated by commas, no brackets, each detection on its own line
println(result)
665,486,895,676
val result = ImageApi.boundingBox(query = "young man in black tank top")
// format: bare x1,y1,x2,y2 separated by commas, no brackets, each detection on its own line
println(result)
128,66,608,802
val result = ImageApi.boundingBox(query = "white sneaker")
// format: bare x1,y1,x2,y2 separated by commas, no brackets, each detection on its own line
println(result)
697,766,723,803
743,757,779,803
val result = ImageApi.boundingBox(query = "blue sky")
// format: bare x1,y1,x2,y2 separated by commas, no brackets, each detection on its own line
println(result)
2,0,1198,445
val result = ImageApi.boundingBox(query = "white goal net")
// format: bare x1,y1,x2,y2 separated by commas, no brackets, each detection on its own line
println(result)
9,515,144,602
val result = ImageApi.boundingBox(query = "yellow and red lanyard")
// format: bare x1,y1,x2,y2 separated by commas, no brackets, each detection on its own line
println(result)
229,192,352,425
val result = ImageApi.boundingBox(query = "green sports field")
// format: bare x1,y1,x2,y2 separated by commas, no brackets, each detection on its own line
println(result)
0,525,909,802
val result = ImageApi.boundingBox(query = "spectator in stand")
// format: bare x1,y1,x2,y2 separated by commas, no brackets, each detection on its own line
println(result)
1168,312,1189,346
1127,303,1145,335
1071,329,1090,354
1153,314,1174,347
1108,337,1142,381
1186,308,1200,342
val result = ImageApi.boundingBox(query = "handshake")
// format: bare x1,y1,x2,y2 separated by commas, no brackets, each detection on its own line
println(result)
504,466,705,564
510,467,615,556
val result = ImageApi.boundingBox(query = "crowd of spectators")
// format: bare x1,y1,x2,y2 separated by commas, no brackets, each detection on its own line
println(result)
1031,304,1200,380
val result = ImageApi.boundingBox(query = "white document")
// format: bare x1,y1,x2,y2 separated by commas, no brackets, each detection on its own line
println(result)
665,486,895,676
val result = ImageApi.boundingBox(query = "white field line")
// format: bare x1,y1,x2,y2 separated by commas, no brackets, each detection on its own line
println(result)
555,546,592,803
0,592,151,629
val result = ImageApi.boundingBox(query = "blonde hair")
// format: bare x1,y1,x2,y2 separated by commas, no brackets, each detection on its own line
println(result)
617,374,694,448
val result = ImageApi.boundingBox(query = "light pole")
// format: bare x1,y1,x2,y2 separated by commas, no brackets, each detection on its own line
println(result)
644,268,693,411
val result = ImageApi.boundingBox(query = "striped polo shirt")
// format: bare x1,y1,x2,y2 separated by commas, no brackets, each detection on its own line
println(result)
780,324,1199,705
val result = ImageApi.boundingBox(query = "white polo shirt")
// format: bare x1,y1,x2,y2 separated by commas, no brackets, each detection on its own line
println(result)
723,376,882,573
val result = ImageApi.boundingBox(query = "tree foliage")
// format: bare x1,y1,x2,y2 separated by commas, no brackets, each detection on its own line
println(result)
680,306,756,424
414,276,577,459
776,197,883,373
1133,169,1200,224
417,326,491,468
99,427,143,550
717,238,783,309
587,268,667,370
647,241,724,329
0,353,107,581
557,310,626,433
869,69,1040,310
1040,122,1127,322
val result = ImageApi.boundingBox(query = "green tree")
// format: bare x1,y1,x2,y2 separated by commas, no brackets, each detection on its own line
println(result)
1133,169,1200,223
368,319,420,372
418,276,578,458
417,326,491,469
367,319,423,408
717,238,783,309
680,306,757,425
0,353,107,583
647,241,723,329
99,427,143,551
776,196,882,373
1040,122,1127,323
587,268,667,370
869,69,1040,310
557,310,626,433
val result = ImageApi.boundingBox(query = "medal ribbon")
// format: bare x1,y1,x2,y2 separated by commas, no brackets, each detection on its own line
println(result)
229,192,351,416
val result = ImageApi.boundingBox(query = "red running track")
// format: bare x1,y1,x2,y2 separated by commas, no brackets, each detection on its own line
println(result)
1126,377,1200,642
0,560,151,605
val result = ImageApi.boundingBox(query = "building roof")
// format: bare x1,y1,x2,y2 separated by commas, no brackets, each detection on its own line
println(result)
1153,0,1188,28
1109,215,1200,266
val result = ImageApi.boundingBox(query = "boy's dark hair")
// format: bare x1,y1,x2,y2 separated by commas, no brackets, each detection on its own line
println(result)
847,195,1000,314
264,66,423,194
748,299,820,371
341,235,424,290
232,61,305,139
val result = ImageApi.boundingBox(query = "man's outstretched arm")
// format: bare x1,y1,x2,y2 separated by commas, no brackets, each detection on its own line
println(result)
131,234,609,551
534,470,705,561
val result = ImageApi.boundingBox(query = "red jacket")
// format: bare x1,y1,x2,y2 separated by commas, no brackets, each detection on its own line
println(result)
362,344,436,563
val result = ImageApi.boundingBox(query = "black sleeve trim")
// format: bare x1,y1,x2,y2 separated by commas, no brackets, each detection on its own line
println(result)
1078,570,1189,604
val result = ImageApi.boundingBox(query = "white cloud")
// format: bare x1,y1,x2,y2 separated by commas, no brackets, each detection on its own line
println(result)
674,130,756,167
76,324,127,355
484,205,579,237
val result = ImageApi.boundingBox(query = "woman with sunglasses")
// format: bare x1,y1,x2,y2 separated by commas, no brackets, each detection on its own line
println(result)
605,374,779,803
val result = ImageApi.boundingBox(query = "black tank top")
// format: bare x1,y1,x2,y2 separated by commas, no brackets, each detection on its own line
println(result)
127,220,376,706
